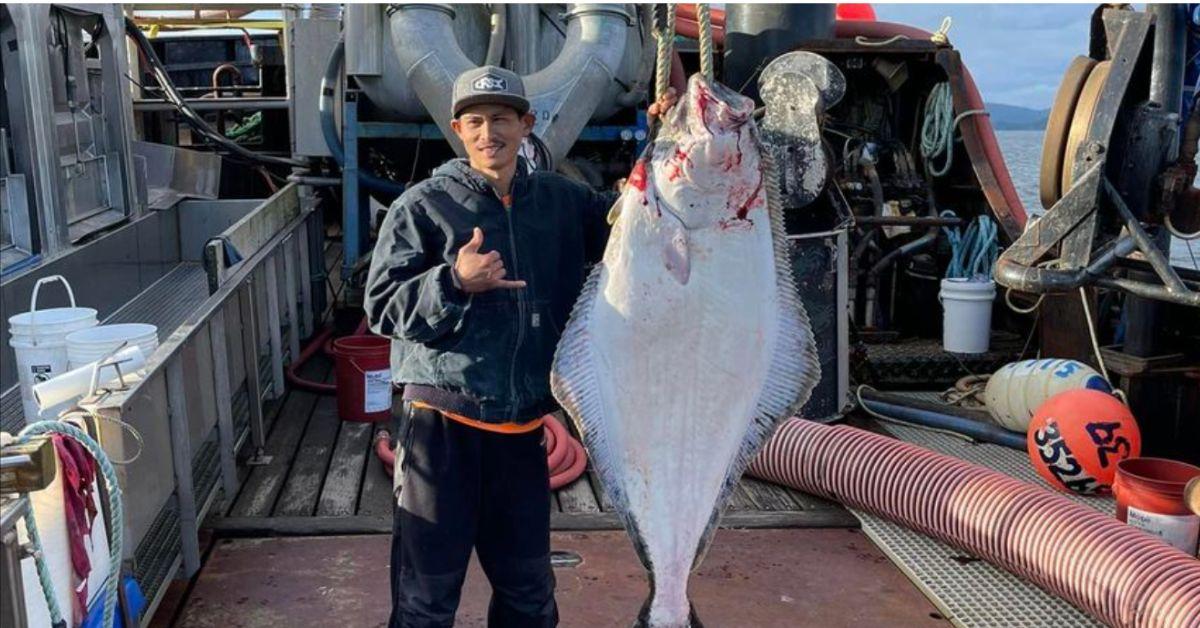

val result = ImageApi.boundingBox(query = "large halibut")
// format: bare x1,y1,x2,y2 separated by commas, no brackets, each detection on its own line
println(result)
551,75,821,627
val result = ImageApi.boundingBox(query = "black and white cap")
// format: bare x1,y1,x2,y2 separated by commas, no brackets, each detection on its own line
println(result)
451,65,530,117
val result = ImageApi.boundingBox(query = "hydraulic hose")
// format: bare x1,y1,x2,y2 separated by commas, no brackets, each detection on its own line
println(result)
374,414,589,490
857,387,1027,450
751,419,1200,627
320,39,407,196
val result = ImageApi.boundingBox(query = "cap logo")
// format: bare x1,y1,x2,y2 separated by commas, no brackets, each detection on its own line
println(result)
473,74,507,92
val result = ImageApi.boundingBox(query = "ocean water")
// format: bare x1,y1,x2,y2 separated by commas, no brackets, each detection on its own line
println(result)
994,129,1198,271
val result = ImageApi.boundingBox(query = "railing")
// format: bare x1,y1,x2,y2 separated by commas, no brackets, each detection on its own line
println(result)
84,183,320,619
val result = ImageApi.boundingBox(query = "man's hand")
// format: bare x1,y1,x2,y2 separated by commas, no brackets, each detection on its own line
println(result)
453,228,527,293
647,87,680,122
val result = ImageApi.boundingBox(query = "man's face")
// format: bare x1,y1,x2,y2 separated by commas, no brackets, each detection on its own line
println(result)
451,104,535,172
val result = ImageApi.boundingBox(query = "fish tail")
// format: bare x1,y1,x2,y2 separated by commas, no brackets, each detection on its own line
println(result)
634,580,702,628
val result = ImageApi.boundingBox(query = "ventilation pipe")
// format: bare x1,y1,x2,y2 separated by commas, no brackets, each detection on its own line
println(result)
387,3,632,161
724,4,836,100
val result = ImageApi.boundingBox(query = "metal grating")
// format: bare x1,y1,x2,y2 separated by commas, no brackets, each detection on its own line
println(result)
191,425,222,510
854,514,1103,628
0,386,23,434
133,498,182,601
106,263,208,338
850,411,1114,628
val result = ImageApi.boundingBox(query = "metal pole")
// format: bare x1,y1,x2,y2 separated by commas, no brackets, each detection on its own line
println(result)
283,235,302,362
237,281,271,465
265,253,286,399
1149,4,1187,120
342,92,361,281
165,358,201,577
298,220,314,337
208,308,239,497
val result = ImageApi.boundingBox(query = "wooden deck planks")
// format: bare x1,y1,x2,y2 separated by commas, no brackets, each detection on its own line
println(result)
357,426,396,517
316,421,374,516
228,359,331,518
221,356,855,530
273,390,341,516
556,475,601,514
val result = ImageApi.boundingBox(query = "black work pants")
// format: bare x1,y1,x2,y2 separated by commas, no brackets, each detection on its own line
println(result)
389,402,558,628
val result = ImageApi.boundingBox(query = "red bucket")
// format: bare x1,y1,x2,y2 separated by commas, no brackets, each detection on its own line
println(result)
330,335,392,422
1113,457,1200,555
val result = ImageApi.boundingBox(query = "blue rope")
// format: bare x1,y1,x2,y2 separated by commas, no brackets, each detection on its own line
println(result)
942,212,998,280
18,420,123,628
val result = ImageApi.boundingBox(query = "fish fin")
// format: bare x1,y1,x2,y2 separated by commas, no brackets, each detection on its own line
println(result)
551,263,645,557
634,587,704,628
661,225,691,285
690,142,823,571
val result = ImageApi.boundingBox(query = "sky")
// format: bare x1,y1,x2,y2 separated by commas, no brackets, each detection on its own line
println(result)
872,4,1095,109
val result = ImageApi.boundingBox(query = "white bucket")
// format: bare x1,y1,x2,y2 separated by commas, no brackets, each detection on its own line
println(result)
65,324,158,369
940,278,996,354
33,346,147,410
7,276,98,421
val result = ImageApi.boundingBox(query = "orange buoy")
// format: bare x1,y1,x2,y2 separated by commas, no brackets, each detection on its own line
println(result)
1026,389,1141,494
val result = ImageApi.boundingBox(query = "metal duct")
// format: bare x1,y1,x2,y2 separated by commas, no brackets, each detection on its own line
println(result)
350,4,491,121
387,3,632,161
724,4,836,101
750,419,1200,627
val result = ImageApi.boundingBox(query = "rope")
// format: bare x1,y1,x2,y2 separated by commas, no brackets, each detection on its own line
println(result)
855,16,953,46
942,212,999,280
930,16,953,45
920,82,988,177
17,420,123,628
696,4,714,82
1078,287,1127,403
653,4,676,100
1165,213,1200,240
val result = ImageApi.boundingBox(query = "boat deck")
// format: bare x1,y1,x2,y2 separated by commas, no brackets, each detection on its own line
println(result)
213,355,857,536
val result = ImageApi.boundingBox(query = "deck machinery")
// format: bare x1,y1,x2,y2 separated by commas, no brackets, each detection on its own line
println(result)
0,3,1197,627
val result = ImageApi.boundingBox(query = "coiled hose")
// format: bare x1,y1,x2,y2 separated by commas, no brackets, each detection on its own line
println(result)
374,414,587,490
750,419,1200,627
17,421,123,628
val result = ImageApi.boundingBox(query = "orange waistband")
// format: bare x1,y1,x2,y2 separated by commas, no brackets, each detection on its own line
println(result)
410,401,545,434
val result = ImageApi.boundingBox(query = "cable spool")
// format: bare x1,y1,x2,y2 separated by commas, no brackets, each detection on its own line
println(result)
1060,61,1111,196
1039,56,1097,210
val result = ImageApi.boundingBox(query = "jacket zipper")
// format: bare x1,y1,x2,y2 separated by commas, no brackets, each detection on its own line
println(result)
502,193,526,421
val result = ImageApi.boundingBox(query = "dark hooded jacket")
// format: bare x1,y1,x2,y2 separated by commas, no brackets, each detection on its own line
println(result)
365,158,617,424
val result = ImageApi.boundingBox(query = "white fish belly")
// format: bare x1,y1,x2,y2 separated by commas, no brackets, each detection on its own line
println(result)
586,209,779,591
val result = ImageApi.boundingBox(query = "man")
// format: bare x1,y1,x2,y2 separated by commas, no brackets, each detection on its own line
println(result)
366,65,676,627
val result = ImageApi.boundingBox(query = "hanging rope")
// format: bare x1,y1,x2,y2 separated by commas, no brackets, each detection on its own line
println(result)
696,3,714,82
920,82,988,177
1078,287,1128,403
17,419,124,628
653,4,676,100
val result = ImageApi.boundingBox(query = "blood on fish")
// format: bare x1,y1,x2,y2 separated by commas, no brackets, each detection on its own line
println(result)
628,160,648,192
734,178,764,221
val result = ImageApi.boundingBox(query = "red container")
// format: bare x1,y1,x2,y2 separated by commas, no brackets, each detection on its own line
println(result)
1113,457,1200,556
330,335,392,422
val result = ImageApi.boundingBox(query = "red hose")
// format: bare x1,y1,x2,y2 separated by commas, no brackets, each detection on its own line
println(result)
287,326,338,393
290,317,375,394
374,414,589,491
750,419,1200,627
375,429,396,469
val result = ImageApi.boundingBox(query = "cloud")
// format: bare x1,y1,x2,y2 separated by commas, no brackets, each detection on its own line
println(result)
871,4,1094,108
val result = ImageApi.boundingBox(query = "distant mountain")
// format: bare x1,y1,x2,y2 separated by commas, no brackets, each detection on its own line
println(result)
986,103,1050,130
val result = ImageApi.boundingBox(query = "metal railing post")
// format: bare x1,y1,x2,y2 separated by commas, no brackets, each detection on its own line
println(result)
208,308,239,497
238,280,271,465
165,357,201,577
